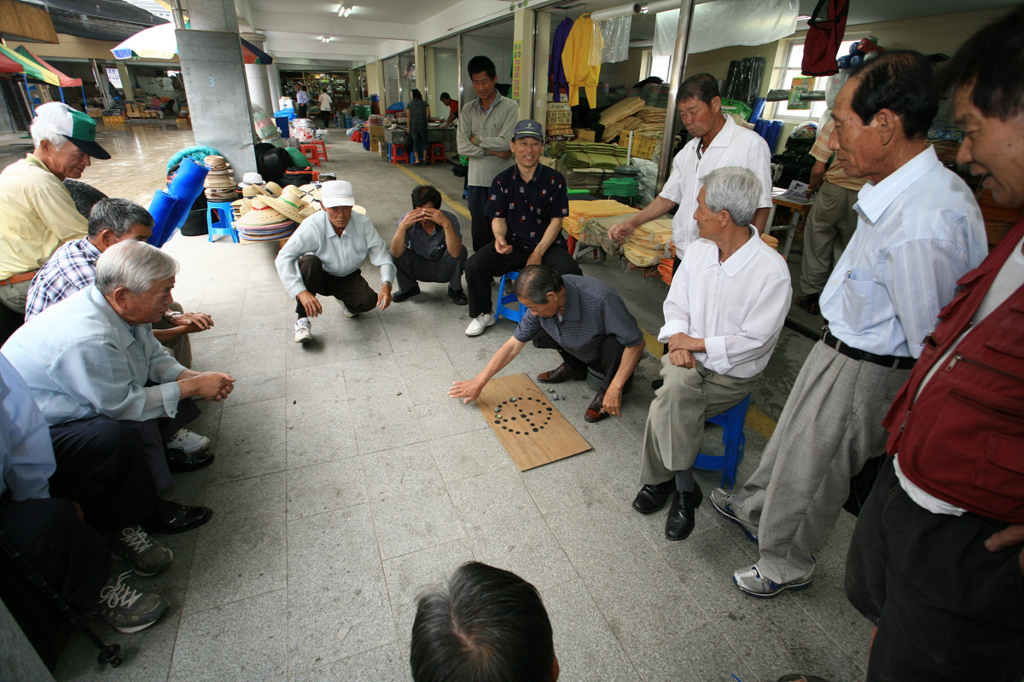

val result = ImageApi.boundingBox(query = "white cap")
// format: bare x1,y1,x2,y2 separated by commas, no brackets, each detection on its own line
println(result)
241,172,264,186
321,180,355,208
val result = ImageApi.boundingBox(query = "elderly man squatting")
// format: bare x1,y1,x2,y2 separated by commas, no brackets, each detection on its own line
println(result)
390,185,468,305
631,167,791,542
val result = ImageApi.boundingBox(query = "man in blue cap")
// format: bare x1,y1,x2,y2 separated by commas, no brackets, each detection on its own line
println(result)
463,119,582,337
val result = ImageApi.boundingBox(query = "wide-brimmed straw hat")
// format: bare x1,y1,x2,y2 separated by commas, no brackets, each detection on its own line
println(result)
234,197,292,227
204,155,231,171
204,175,237,188
263,186,309,223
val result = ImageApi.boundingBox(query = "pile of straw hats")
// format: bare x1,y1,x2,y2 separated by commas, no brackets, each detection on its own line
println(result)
233,184,316,243
204,155,237,202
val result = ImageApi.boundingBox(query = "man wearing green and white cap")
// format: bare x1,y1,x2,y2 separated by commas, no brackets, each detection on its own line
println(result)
0,102,111,315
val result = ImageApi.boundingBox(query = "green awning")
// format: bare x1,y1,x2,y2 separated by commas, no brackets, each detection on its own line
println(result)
0,43,60,86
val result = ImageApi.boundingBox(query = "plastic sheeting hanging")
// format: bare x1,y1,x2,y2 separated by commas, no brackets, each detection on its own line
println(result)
593,15,632,64
654,0,798,56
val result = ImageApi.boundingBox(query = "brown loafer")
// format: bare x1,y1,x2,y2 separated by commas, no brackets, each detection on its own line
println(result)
537,362,587,384
584,391,609,422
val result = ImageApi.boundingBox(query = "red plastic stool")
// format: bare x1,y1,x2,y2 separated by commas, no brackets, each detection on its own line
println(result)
299,144,322,167
428,142,447,164
311,139,328,161
390,143,410,165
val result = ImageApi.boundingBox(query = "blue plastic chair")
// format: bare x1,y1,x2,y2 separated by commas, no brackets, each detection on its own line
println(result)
495,270,523,323
206,202,238,243
693,393,752,488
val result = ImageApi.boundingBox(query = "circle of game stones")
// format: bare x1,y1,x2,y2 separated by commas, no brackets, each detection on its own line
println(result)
492,396,554,436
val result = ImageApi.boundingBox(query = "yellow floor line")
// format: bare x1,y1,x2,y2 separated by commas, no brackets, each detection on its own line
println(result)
393,164,472,221
642,326,777,441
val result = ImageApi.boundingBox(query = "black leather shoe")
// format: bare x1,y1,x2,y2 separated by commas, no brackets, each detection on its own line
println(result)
632,478,676,514
146,499,212,534
392,284,421,303
665,483,703,541
448,286,468,305
537,362,587,384
166,448,214,473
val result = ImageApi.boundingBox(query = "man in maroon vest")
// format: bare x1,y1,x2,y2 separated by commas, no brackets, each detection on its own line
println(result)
841,8,1024,681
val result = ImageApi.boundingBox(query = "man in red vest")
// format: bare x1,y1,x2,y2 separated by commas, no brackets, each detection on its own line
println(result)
841,7,1024,681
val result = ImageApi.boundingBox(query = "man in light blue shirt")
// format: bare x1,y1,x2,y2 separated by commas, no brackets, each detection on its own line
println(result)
276,180,395,344
713,52,988,598
2,241,235,493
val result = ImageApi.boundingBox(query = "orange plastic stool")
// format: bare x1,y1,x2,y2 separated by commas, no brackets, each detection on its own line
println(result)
311,139,328,161
299,144,322,167
390,143,410,165
428,142,447,164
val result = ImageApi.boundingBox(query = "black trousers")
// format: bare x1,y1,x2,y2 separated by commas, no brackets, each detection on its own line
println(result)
845,457,1024,682
466,186,493,252
533,331,634,393
297,255,378,317
297,103,308,118
465,243,582,319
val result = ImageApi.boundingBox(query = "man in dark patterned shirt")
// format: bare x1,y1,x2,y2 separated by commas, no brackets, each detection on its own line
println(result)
450,265,644,423
390,185,468,305
464,119,582,337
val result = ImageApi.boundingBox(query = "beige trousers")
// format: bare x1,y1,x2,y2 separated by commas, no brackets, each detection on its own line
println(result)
153,301,193,369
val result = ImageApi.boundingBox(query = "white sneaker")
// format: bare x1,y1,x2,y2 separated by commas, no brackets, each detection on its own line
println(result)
733,563,813,598
165,428,209,454
338,300,358,318
465,313,496,337
294,317,312,343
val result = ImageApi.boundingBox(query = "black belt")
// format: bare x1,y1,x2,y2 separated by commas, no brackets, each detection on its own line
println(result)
821,328,915,370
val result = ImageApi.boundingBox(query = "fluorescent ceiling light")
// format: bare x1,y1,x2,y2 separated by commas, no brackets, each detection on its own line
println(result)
338,4,354,17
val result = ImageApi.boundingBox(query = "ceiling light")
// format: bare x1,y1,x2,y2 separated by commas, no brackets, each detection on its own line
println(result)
338,4,354,17
321,36,332,43
797,15,811,20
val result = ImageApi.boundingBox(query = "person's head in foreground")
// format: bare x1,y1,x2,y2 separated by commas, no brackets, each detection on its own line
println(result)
96,240,178,325
30,102,111,181
515,264,564,318
410,562,558,682
942,4,1024,207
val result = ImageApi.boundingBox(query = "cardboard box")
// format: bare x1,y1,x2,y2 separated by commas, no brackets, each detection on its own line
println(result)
573,129,595,143
368,124,385,152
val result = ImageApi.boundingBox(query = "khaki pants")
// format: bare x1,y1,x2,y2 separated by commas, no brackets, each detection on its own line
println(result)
640,355,759,485
799,181,859,296
0,279,33,315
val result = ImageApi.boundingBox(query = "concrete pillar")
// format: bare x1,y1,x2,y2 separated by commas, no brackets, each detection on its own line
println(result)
425,47,437,112
512,7,535,121
174,0,257,174
241,33,273,113
268,62,282,109
533,11,551,125
414,43,425,94
116,62,134,100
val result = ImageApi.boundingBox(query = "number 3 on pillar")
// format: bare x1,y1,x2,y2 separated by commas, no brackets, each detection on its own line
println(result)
209,77,215,87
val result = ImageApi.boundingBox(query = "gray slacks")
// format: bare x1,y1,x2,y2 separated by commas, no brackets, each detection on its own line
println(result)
799,181,859,296
393,248,467,294
731,341,910,584
640,355,758,485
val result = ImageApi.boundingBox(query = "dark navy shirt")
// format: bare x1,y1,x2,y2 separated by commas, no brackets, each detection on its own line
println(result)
484,163,569,249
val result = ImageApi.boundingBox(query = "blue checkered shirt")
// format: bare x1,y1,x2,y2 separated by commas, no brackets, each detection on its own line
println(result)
24,238,102,322
514,275,643,363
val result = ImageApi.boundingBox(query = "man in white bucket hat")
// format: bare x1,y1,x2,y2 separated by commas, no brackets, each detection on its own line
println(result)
275,180,395,344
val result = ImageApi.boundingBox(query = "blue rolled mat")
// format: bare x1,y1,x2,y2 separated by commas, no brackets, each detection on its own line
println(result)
147,190,177,247
159,158,210,247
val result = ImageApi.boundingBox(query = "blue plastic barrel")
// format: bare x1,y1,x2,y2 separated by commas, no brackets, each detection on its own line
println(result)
275,115,290,138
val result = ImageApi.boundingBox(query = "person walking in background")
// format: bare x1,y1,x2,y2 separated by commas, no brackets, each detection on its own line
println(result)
407,89,430,166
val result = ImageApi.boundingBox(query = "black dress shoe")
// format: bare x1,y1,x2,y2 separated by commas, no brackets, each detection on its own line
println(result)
665,483,703,541
632,478,676,514
392,284,421,302
448,286,468,305
166,448,214,473
146,499,212,534
537,362,587,384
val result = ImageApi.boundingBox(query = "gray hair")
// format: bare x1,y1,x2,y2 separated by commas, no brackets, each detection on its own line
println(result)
88,197,155,239
514,265,564,304
95,241,178,296
30,120,67,152
699,166,760,227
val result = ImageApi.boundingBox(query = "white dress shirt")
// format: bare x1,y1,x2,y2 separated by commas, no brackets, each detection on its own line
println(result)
819,146,988,358
659,116,773,255
1,286,187,426
659,227,792,378
276,210,396,298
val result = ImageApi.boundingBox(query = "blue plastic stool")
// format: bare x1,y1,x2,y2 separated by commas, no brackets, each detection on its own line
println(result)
495,270,523,323
693,393,751,488
362,130,370,150
206,202,238,243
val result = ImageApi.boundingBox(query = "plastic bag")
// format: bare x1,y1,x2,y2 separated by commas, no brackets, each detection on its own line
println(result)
595,15,631,64
654,0,797,56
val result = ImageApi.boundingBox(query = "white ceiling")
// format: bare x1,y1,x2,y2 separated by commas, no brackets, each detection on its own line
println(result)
241,0,1020,70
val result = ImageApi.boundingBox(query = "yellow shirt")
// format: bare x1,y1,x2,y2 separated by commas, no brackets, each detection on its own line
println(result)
0,154,89,279
561,14,603,108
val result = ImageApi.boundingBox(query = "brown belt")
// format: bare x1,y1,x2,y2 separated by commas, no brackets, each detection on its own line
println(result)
0,270,38,287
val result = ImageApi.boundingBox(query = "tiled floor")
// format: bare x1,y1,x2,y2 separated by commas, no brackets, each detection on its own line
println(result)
38,124,870,682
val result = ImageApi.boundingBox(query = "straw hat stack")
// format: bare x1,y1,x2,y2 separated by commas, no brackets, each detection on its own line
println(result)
204,155,238,202
233,186,314,243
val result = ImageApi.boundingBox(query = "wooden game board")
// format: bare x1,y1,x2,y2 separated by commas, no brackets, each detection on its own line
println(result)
474,373,592,471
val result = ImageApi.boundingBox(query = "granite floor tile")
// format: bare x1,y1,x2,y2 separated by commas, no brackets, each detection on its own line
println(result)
287,457,368,520
290,642,406,682
285,397,359,468
792,563,872,668
631,621,756,682
392,346,458,406
340,354,407,402
427,426,513,484
380,312,441,354
207,398,287,485
227,348,287,405
412,394,485,441
287,362,349,402
521,453,608,515
349,395,423,454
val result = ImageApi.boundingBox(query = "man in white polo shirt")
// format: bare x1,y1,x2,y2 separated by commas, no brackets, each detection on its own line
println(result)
609,73,773,267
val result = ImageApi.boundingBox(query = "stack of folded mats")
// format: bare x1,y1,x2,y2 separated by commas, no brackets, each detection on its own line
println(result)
564,200,637,240
560,143,629,169
233,185,315,243
623,218,673,267
203,155,238,202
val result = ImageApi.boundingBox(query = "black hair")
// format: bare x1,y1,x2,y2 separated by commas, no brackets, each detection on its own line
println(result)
848,51,938,139
410,562,554,682
88,197,154,238
440,92,451,101
941,4,1024,121
678,73,719,106
468,56,497,80
411,185,442,209
412,89,423,100
514,265,564,304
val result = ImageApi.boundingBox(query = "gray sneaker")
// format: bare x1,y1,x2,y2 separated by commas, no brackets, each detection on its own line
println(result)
111,525,173,577
733,563,813,598
87,571,169,633
709,488,758,544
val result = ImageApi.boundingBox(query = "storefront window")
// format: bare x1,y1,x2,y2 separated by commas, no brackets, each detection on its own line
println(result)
771,39,855,120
